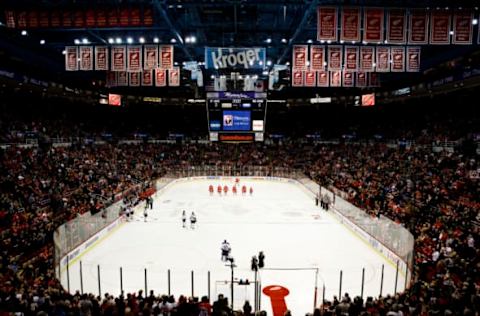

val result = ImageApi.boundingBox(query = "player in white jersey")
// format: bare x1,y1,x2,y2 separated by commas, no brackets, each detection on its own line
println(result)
221,240,231,261
190,212,197,229
182,210,187,228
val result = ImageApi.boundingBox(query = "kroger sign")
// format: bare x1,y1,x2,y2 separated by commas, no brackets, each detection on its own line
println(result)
205,47,266,70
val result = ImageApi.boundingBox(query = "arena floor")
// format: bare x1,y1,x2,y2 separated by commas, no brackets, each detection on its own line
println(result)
61,178,405,316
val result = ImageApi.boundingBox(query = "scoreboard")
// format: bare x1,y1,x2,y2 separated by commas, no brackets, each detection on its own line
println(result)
206,92,267,142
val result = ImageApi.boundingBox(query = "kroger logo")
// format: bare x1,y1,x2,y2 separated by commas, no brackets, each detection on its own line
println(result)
206,47,266,69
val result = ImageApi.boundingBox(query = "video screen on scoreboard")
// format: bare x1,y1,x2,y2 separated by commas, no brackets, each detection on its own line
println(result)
108,94,122,106
222,110,251,131
361,93,375,106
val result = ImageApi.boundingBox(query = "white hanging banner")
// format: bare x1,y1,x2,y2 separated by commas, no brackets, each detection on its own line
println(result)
95,46,109,71
127,46,142,72
111,46,126,71
144,45,158,70
65,46,78,71
168,67,180,86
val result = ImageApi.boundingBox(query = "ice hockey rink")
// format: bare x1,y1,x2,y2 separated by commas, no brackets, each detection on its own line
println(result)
61,178,406,316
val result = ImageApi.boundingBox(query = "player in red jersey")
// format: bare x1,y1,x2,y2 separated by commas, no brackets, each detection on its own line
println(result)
232,185,237,194
223,185,229,194
217,185,222,194
235,178,240,185
209,185,214,195
242,185,247,195
249,187,253,195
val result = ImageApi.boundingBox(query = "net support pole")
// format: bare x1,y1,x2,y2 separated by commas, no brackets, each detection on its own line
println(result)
361,268,365,300
338,270,343,300
120,267,123,294
322,285,325,306
97,265,101,297
208,271,211,300
191,270,195,298
66,255,71,293
168,269,171,296
394,260,399,295
314,268,319,310
254,270,258,311
380,264,384,297
80,261,84,294
145,268,148,295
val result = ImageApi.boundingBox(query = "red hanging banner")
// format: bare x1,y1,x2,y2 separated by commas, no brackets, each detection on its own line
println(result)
408,10,429,44
310,46,325,71
328,46,343,71
292,45,308,70
155,69,167,87
356,72,367,87
375,47,390,72
95,46,109,71
343,71,354,87
369,73,380,87
406,47,421,72
292,69,304,87
387,9,407,44
144,45,158,70
79,46,93,71
341,7,361,42
317,71,329,87
127,46,142,72
330,70,342,87
304,69,317,87
168,67,180,86
117,71,128,86
106,71,117,87
364,8,384,43
317,7,338,42
160,45,174,69
142,70,153,86
430,11,451,45
391,47,406,72
344,46,359,71
111,46,126,71
359,47,375,72
65,46,78,71
453,11,473,44
129,72,141,87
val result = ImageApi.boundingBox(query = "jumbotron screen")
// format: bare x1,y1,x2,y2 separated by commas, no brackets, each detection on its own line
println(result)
206,92,267,141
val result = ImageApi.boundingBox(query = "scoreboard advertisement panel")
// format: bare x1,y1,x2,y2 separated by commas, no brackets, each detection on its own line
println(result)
206,92,267,142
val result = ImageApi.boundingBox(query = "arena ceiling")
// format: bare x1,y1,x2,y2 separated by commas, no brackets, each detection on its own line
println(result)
0,0,479,96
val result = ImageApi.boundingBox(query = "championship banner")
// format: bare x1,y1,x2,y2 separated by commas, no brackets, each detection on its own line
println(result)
292,69,304,87
387,9,407,44
408,10,429,44
343,71,354,87
430,11,451,44
317,7,338,41
155,69,167,87
95,46,108,71
327,46,343,71
304,69,317,87
317,70,329,87
369,73,380,87
127,46,142,72
345,46,359,71
391,47,406,72
5,11,15,28
160,45,174,69
168,67,180,86
375,47,390,72
65,46,78,71
340,7,361,42
310,46,325,71
117,71,128,86
143,45,158,70
330,70,342,87
406,47,421,72
453,11,473,44
142,70,153,86
292,45,308,70
356,72,367,87
129,72,141,87
204,47,266,69
79,46,93,71
364,8,384,43
111,46,126,71
106,71,117,87
359,47,375,72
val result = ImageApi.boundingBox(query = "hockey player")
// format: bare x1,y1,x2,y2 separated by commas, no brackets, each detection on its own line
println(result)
143,207,148,222
217,185,222,195
209,185,214,195
242,185,247,195
235,178,240,186
232,185,237,194
190,211,197,229
221,240,231,261
223,185,229,195
249,187,253,195
182,210,187,228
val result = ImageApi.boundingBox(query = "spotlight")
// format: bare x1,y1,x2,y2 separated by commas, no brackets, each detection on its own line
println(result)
266,60,272,66
74,39,80,44
40,39,45,45
190,36,196,43
265,38,272,44
82,38,89,44
139,37,145,44
307,39,313,43
62,50,66,55
171,38,177,43
115,37,122,44
281,38,287,43
21,30,27,36
473,19,479,25
127,37,133,44
108,38,114,44
153,37,160,43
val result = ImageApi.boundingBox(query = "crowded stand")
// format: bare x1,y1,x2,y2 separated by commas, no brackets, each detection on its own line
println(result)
0,94,478,315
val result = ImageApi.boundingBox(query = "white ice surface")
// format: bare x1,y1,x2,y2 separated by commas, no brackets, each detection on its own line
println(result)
61,178,405,316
